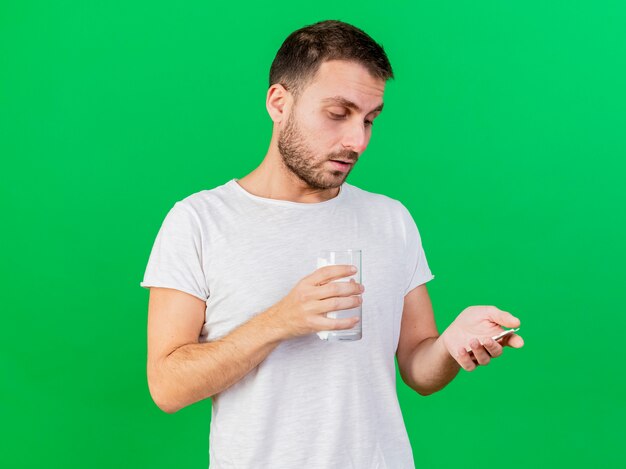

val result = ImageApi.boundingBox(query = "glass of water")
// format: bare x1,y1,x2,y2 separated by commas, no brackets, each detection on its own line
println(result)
316,249,362,341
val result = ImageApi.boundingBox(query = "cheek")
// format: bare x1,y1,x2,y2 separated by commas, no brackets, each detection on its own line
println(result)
308,122,339,149
321,117,350,140
296,111,342,151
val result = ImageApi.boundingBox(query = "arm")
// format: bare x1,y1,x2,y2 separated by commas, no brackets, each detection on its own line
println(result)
396,285,525,396
396,284,460,396
146,265,362,414
147,287,284,414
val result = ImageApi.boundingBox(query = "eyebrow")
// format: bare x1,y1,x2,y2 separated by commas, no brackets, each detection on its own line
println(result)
321,96,384,114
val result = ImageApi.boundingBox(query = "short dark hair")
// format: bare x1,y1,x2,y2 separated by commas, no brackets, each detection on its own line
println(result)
269,20,394,99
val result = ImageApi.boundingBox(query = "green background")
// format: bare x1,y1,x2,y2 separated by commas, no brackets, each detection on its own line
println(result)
2,0,625,467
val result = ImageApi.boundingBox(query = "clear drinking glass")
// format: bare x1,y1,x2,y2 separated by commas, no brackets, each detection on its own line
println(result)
316,249,362,341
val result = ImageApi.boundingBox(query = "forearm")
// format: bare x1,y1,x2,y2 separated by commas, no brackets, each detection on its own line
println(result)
401,336,461,396
150,309,284,413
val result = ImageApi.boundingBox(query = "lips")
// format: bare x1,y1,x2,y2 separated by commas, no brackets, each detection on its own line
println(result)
329,160,353,172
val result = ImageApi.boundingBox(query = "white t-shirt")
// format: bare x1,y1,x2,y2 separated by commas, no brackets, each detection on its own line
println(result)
140,178,435,469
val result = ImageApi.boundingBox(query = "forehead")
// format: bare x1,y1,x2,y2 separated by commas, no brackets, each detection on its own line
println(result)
302,60,386,109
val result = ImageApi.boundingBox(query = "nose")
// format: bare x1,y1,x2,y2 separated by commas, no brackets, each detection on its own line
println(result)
341,121,369,154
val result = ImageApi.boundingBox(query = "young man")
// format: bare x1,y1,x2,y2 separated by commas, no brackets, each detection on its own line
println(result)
140,20,524,469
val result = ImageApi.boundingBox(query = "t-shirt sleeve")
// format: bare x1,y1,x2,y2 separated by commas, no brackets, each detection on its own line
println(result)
139,201,210,302
399,202,435,296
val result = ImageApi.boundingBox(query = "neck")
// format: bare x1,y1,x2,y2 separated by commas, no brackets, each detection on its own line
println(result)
236,138,341,204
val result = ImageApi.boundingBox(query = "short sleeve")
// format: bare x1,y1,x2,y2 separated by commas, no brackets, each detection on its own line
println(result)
139,201,210,302
399,203,435,296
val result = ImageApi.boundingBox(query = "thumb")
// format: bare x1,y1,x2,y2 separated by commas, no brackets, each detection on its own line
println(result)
490,308,521,328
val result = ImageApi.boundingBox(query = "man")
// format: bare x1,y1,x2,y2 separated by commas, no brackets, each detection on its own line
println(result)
140,20,524,468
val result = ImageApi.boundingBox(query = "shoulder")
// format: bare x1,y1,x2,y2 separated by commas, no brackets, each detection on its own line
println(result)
344,182,408,216
174,180,234,216
155,180,235,237
345,183,422,243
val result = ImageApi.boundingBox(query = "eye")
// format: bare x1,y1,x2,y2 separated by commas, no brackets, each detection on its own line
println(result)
328,112,347,120
327,110,375,127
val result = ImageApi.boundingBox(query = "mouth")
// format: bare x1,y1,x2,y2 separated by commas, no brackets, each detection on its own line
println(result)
329,160,353,172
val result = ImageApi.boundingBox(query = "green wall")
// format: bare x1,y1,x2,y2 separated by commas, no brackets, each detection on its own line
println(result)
2,1,624,467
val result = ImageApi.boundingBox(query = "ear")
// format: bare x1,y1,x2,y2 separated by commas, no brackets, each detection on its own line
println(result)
266,84,291,123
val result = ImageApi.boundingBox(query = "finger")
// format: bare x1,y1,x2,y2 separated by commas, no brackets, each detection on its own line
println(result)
501,333,524,348
315,279,364,300
482,337,503,358
310,265,357,286
489,308,521,329
318,294,362,313
456,347,477,372
319,315,361,331
469,338,491,365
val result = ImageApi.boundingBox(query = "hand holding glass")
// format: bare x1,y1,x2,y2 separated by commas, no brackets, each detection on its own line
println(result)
316,249,363,341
